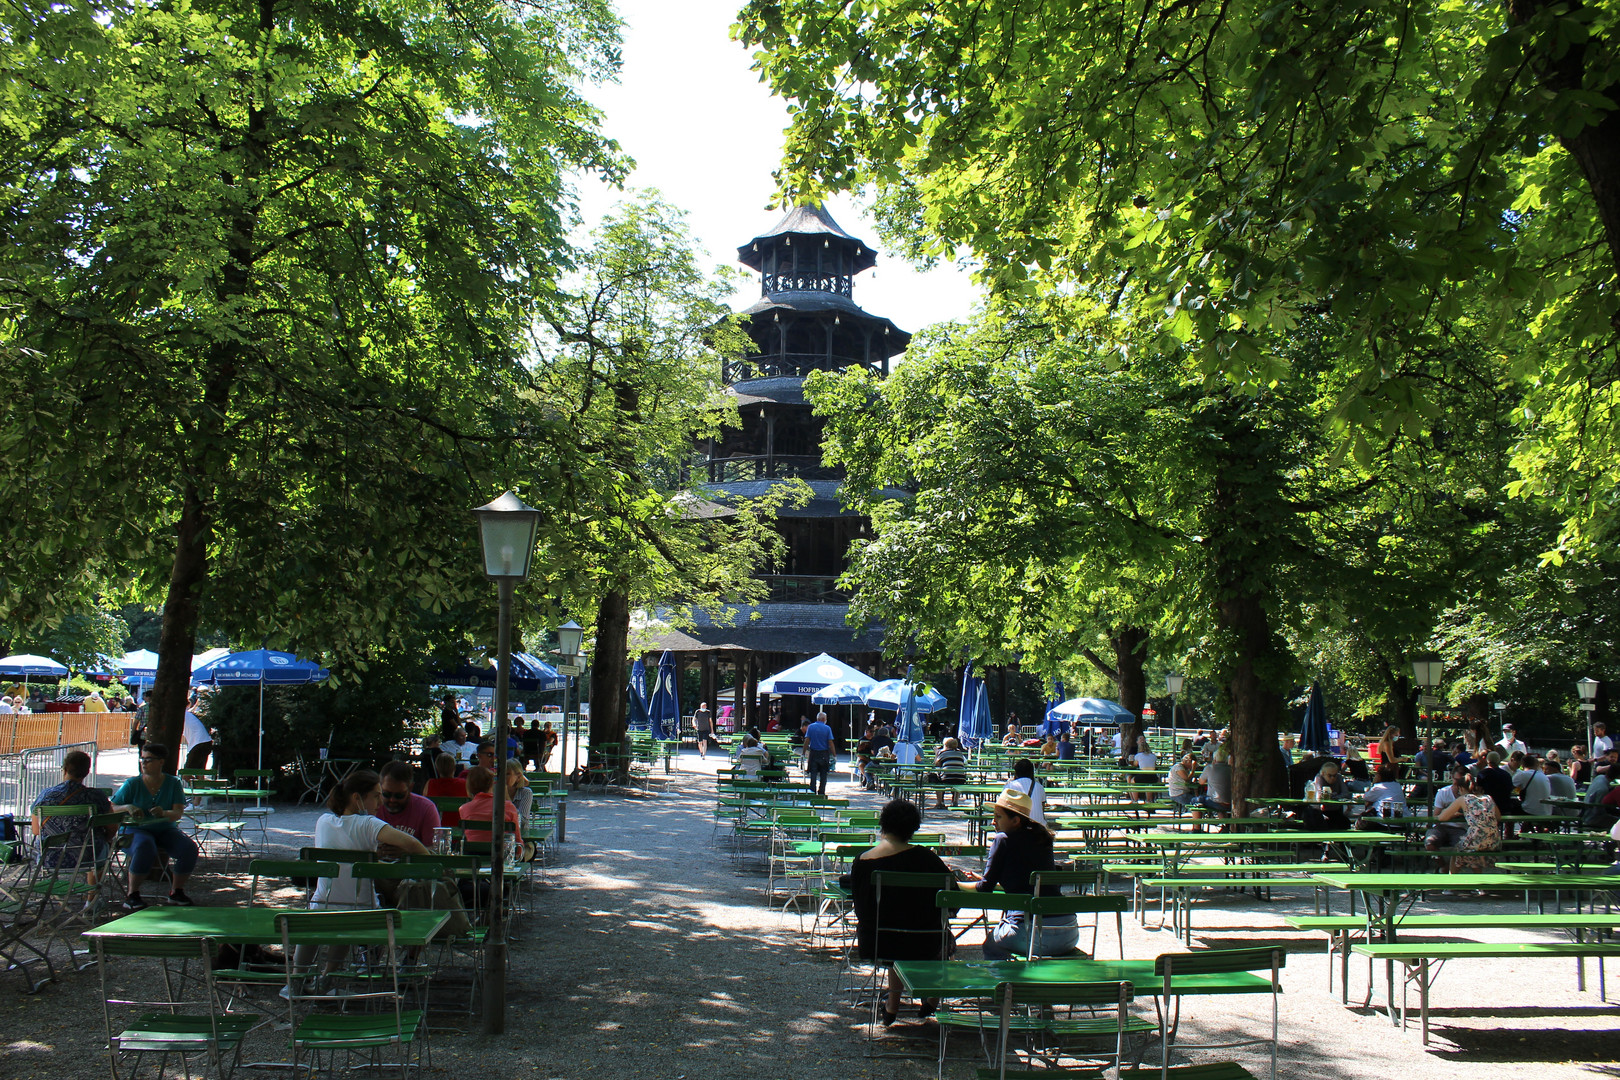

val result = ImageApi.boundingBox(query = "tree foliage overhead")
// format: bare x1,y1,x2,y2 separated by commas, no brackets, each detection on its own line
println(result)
736,0,1620,548
0,0,628,760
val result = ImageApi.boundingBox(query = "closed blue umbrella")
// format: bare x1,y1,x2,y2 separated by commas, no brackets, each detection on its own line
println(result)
627,658,650,732
190,649,330,771
958,663,993,750
1298,682,1331,754
895,675,925,745
1039,680,1067,737
646,651,680,742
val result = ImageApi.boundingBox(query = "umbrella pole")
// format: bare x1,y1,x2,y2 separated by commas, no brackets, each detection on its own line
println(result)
257,680,265,773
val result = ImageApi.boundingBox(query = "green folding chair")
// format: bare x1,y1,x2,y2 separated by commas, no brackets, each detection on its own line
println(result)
973,979,1134,1080
277,910,425,1080
95,934,257,1080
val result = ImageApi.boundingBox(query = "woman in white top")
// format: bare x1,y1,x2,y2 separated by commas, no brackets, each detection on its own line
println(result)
295,770,429,989
1361,762,1410,817
1008,758,1046,825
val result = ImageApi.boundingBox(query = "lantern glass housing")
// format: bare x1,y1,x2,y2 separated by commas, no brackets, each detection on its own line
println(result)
474,492,541,580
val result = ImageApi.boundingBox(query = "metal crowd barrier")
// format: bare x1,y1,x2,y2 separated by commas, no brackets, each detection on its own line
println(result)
0,742,100,819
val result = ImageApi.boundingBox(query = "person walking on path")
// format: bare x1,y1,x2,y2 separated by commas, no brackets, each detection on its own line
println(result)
805,711,836,795
694,702,715,759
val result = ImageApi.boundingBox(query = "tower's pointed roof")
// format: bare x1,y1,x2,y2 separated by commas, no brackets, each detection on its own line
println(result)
738,205,878,273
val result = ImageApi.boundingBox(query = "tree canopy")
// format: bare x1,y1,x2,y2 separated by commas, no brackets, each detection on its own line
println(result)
737,0,1620,550
0,0,627,759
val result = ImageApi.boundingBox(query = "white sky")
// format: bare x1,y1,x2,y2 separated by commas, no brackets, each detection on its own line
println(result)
572,0,981,339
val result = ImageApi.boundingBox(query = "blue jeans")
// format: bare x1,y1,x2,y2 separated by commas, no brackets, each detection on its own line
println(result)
125,828,199,877
807,751,833,794
983,914,1080,960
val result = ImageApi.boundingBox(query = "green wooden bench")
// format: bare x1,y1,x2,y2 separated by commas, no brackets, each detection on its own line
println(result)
1143,874,1333,944
1285,912,1620,1002
1351,940,1620,1043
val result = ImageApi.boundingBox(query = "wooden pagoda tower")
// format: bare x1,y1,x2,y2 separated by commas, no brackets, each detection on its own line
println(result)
643,205,911,735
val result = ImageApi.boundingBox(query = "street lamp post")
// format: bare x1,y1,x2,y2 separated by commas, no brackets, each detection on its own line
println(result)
473,491,541,1036
1411,657,1445,752
1166,673,1185,748
1578,677,1600,757
555,620,584,784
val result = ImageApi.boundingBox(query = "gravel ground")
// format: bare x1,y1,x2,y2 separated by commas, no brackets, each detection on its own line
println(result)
4,750,1620,1078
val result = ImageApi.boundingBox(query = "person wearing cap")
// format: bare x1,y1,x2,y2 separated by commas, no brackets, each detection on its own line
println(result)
956,786,1077,960
1497,723,1526,758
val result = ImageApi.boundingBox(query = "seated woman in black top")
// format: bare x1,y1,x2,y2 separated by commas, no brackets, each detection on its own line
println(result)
958,787,1079,959
839,799,954,1026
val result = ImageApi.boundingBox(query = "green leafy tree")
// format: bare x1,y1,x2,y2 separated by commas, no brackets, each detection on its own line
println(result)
0,0,626,764
811,299,1509,809
736,0,1620,552
519,195,792,759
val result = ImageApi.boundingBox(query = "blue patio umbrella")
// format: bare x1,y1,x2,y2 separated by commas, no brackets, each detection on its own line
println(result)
627,658,650,732
1298,681,1331,755
190,649,331,771
646,651,681,742
1051,696,1134,722
958,662,994,750
0,654,68,678
757,653,872,696
1039,680,1067,737
864,679,948,713
811,678,874,705
503,653,568,691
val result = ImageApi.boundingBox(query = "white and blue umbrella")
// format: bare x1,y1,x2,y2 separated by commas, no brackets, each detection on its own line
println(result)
627,658,651,733
0,654,68,678
864,678,949,713
758,653,872,696
646,650,681,743
1051,696,1134,723
958,663,994,750
811,678,874,705
191,649,331,771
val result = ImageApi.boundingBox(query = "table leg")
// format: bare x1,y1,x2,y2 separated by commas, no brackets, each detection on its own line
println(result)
1419,958,1430,1045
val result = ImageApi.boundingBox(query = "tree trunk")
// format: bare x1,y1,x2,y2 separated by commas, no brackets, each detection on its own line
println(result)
1218,591,1287,816
590,588,630,769
1386,669,1419,740
1111,627,1148,715
147,483,211,772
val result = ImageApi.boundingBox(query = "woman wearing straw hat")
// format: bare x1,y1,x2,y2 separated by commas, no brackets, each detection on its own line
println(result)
957,786,1078,960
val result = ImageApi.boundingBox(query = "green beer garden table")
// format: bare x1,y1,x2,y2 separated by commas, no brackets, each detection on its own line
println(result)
83,906,451,947
893,956,1273,998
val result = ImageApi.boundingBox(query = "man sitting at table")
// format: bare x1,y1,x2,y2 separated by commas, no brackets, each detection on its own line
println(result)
31,749,115,886
1195,745,1232,821
373,760,472,936
1303,759,1351,831
1426,765,1471,850
927,738,969,809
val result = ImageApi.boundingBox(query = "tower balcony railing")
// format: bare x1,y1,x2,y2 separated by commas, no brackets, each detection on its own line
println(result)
760,575,850,603
725,353,885,383
694,455,845,483
762,272,853,298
